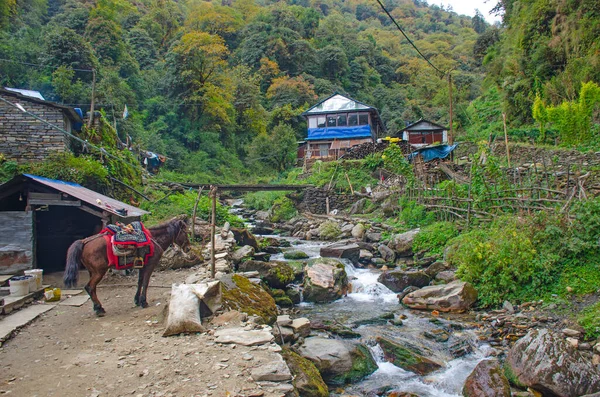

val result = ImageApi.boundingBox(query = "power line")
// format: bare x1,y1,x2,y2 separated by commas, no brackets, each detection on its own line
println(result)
373,0,445,77
0,58,94,73
0,95,147,173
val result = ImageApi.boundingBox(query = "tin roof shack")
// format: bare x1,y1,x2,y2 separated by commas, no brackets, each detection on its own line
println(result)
301,93,385,160
0,87,82,163
0,174,148,274
397,119,448,147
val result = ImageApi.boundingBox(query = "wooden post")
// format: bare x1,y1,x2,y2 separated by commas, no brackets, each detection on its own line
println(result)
448,72,453,145
209,185,217,278
344,172,354,195
502,113,511,168
325,196,330,215
191,187,204,240
87,68,96,129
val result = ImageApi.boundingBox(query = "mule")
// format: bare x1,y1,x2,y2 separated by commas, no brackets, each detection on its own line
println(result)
63,216,191,316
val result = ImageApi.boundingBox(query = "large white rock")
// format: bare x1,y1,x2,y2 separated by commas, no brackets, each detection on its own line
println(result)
214,327,274,346
402,280,477,312
250,354,292,382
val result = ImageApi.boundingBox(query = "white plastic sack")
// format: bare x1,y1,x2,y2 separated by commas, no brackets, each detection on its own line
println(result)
163,284,205,337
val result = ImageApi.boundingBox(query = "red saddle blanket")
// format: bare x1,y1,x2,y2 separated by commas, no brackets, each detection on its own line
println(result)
102,223,154,270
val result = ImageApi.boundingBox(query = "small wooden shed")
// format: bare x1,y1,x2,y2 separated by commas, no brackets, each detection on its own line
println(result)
397,119,448,146
0,174,148,274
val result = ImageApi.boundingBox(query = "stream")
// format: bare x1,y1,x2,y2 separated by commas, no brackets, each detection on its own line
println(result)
233,203,492,396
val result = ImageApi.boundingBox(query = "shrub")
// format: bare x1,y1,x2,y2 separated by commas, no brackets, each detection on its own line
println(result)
398,198,435,228
244,191,287,211
448,217,553,307
271,196,297,222
413,222,459,256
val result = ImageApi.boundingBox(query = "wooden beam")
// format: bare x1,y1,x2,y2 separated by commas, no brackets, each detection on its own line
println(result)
77,205,105,218
28,199,81,206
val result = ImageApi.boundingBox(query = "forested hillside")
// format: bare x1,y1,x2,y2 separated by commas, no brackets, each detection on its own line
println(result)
1,0,483,181
467,0,600,146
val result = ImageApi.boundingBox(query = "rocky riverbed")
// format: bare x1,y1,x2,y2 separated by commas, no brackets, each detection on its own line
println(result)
1,206,599,397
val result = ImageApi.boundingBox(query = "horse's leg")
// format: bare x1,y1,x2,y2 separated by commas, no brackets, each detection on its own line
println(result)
139,245,163,308
85,266,108,316
134,268,144,306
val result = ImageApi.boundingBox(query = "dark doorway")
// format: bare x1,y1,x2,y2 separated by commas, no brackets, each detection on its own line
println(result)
35,207,102,272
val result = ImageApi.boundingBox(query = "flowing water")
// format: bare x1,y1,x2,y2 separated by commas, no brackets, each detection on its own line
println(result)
232,204,491,396
278,238,492,396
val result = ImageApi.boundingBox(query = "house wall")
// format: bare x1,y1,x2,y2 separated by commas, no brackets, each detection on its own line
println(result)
0,211,34,274
0,92,70,163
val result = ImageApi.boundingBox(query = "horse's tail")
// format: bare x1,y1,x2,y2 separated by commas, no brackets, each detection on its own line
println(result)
64,240,83,288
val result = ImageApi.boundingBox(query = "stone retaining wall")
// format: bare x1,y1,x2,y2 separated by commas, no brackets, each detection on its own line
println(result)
0,92,71,163
297,187,361,214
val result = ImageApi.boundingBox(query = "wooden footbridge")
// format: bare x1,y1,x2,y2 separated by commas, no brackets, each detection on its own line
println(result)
181,183,313,192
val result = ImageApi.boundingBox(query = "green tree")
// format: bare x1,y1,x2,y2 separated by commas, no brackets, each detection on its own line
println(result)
247,123,297,172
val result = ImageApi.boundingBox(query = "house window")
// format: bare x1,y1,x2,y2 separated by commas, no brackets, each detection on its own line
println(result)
337,114,347,126
348,114,358,126
327,115,337,127
317,116,326,128
358,113,369,125
308,117,317,129
319,143,329,157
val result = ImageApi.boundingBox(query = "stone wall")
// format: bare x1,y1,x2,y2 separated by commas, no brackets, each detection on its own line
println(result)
297,187,361,214
492,142,600,168
0,93,70,163
0,211,33,274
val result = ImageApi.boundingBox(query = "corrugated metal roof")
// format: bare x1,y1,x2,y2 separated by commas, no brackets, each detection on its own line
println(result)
4,87,45,100
23,174,149,218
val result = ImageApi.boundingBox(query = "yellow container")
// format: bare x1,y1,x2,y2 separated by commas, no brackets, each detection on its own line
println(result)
44,288,61,302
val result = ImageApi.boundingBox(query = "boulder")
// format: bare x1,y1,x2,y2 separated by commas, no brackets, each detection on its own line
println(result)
359,249,373,266
272,324,296,344
231,245,255,265
158,245,202,270
255,211,270,221
366,232,382,242
283,250,309,260
506,328,600,397
283,348,329,397
263,262,295,289
376,337,442,375
291,318,311,337
320,242,360,265
378,271,430,293
231,228,259,250
435,270,456,283
296,337,378,385
424,261,447,278
387,228,420,257
220,274,278,324
252,222,275,235
402,280,478,313
397,286,420,301
237,259,272,275
250,354,292,382
351,223,366,240
303,258,349,303
462,359,511,397
252,252,271,261
378,245,396,263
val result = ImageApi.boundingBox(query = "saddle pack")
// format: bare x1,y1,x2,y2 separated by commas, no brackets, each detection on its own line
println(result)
102,221,154,270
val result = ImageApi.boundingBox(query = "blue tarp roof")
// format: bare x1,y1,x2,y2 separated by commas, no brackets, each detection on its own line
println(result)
408,144,457,162
306,125,373,141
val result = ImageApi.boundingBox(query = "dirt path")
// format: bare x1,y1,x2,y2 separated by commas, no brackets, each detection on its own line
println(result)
0,269,288,397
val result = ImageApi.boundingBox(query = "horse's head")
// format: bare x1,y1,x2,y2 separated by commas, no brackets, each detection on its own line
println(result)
174,218,191,252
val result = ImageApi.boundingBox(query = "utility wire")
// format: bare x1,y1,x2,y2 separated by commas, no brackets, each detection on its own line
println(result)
373,0,445,77
0,95,147,173
0,58,94,73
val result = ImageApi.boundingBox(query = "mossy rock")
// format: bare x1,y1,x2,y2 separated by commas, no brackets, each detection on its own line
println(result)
284,250,309,260
376,336,442,375
330,344,378,385
263,262,295,289
310,319,361,339
283,348,329,397
352,313,394,327
220,274,277,325
285,286,302,304
274,295,294,307
318,221,341,240
285,260,306,278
